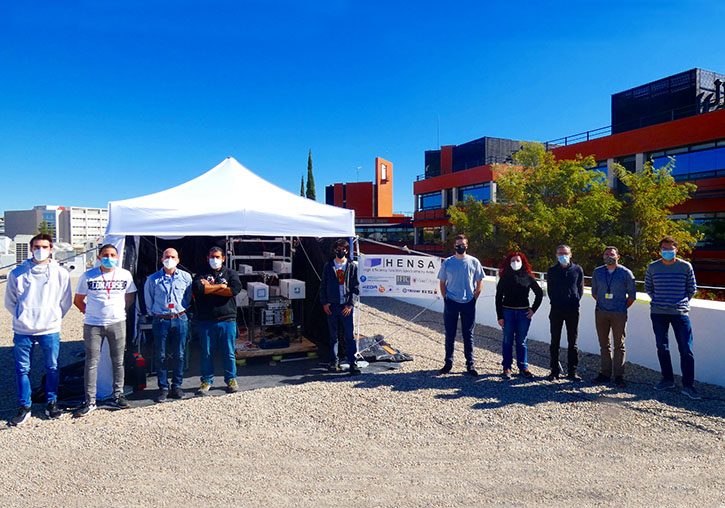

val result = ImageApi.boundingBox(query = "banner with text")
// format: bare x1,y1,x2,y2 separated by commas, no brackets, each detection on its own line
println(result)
358,254,441,298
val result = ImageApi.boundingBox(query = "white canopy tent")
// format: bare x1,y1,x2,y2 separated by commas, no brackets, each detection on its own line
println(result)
105,157,355,239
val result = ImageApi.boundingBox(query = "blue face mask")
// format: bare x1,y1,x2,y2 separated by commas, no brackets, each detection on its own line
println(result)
101,257,118,269
557,255,570,265
661,250,676,261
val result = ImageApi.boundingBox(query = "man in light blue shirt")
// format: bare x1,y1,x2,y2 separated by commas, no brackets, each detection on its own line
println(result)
437,234,485,376
144,248,192,403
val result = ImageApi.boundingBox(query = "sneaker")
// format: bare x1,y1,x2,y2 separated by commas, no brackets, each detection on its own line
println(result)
9,406,31,427
45,401,62,419
169,386,184,399
438,361,453,375
111,395,131,409
73,401,96,418
226,379,239,393
196,381,212,396
155,389,169,403
567,372,583,382
654,379,675,391
349,363,362,376
466,365,479,377
519,369,534,379
502,369,512,380
546,372,560,381
614,376,627,388
592,374,610,384
327,361,341,372
681,386,701,400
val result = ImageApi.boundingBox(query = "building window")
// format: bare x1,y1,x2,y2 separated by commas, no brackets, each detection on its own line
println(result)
458,183,491,203
381,163,388,181
420,227,442,245
650,143,725,181
419,192,442,211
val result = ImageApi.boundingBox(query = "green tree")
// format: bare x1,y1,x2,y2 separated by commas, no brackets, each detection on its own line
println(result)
300,175,305,196
448,142,621,273
305,149,316,200
613,159,700,278
37,220,55,238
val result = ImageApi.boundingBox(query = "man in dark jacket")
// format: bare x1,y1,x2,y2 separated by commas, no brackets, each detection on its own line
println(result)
546,244,584,381
320,239,361,375
192,246,242,395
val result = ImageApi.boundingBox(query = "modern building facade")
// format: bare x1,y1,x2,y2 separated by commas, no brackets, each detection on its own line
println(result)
3,205,108,247
412,68,725,284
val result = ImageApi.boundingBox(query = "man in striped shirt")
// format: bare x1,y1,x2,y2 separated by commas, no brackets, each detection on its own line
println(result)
644,236,699,400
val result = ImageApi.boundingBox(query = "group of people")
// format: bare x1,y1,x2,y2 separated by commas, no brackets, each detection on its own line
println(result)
4,232,702,427
437,234,701,400
4,235,244,426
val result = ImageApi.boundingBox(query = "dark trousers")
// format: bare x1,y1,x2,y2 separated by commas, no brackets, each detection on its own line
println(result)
443,298,476,366
651,313,695,387
327,303,357,365
549,306,579,374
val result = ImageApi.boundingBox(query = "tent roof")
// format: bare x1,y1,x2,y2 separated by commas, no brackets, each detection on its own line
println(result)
105,157,355,237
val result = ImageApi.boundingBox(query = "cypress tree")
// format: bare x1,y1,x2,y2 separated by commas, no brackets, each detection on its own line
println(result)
305,150,316,200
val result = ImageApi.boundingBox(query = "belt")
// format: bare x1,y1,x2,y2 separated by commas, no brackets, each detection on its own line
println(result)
154,311,186,319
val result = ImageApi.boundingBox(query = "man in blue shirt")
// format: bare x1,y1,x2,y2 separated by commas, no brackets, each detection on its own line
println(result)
590,246,636,388
144,248,192,403
437,235,485,377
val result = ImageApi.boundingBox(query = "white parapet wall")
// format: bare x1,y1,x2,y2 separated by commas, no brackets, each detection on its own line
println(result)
396,276,725,387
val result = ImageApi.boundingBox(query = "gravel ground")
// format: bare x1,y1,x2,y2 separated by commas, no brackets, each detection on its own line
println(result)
0,285,723,508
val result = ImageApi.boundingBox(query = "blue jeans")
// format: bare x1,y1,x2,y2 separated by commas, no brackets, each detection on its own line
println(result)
13,333,60,407
651,313,695,387
327,303,356,364
443,298,476,366
153,314,188,390
501,308,531,371
197,320,237,384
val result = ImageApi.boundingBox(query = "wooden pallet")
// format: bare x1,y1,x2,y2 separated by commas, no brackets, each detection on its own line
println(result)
235,336,318,361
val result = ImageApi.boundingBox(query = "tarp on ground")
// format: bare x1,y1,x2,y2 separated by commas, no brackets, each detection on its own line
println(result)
105,157,355,238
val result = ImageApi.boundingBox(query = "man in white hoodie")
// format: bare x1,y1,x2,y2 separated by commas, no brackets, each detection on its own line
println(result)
4,234,73,426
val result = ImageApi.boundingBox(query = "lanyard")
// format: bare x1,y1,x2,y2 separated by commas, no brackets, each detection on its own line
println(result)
100,270,115,300
604,268,616,294
162,271,176,305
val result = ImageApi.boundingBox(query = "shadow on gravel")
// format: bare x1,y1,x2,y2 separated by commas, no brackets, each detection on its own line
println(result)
359,297,725,434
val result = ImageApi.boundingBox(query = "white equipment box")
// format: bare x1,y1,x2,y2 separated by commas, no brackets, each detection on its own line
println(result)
273,261,291,274
235,289,249,308
238,264,253,274
247,282,269,301
280,279,306,299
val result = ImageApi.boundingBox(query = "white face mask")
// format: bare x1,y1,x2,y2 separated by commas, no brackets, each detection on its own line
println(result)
209,258,223,270
33,248,51,262
510,260,522,271
163,258,178,270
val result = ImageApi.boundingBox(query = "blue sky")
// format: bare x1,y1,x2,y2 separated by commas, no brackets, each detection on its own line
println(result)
1,0,724,216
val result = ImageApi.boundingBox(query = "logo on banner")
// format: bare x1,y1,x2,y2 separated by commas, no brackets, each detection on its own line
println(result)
378,286,386,293
396,276,411,285
360,275,367,282
364,258,382,268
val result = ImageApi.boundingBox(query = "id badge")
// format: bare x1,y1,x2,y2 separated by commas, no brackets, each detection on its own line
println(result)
168,303,175,309
103,298,114,307
605,293,614,300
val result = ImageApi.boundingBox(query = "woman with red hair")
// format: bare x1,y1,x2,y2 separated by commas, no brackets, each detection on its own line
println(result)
495,252,543,380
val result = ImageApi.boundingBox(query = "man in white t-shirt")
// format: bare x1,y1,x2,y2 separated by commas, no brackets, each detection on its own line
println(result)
73,244,137,417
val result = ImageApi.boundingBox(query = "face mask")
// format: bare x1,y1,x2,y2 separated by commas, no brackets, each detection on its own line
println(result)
455,245,467,255
510,260,522,271
557,255,570,265
100,257,118,269
661,250,676,261
209,258,223,270
163,258,178,270
603,255,617,265
33,248,50,262
335,249,346,259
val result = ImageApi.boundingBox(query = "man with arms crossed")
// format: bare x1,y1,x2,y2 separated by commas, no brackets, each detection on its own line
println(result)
645,236,700,400
144,248,192,402
590,246,636,388
73,244,137,417
5,234,72,426
192,246,242,395
437,234,485,377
